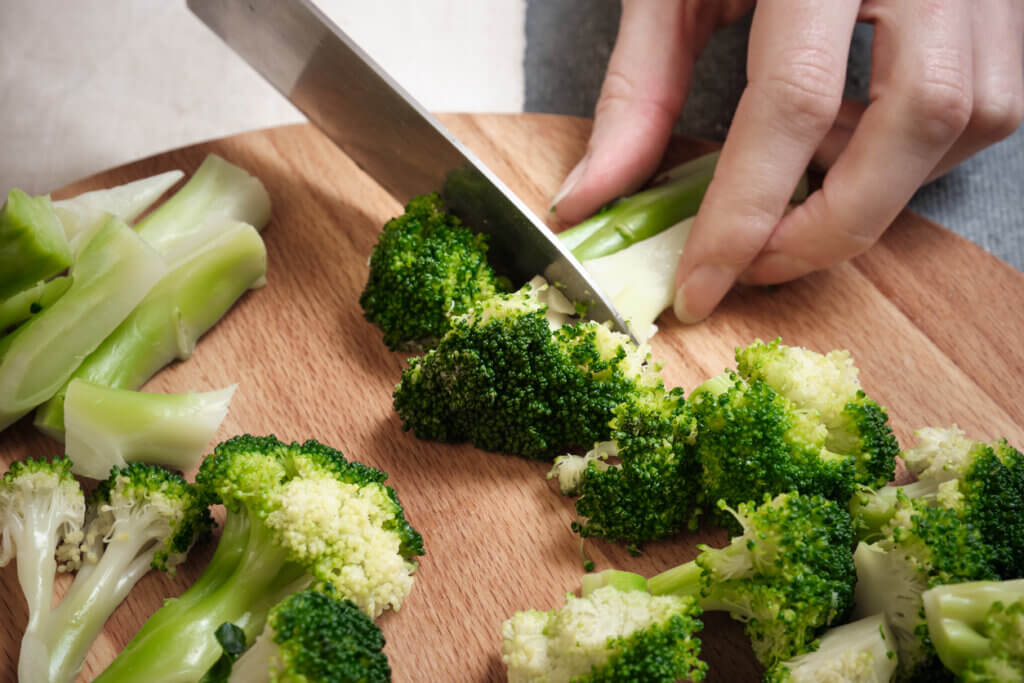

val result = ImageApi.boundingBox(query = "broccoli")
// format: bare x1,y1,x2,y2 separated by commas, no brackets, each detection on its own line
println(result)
549,385,702,552
95,435,423,683
645,492,857,670
764,613,898,683
0,188,72,300
853,493,999,680
393,280,663,459
501,571,706,682
27,463,210,683
212,585,391,683
923,579,1024,681
62,380,237,479
51,169,184,241
0,275,71,333
359,193,507,350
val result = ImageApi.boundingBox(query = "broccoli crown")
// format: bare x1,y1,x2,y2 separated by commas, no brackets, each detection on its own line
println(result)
560,387,702,552
85,462,212,572
501,584,706,683
394,285,661,460
764,613,899,683
197,434,424,615
735,338,898,490
359,193,505,350
262,586,391,682
690,372,857,524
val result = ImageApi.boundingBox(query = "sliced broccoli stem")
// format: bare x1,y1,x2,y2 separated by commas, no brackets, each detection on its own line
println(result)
53,170,184,241
34,220,265,439
647,559,703,599
580,569,649,596
0,275,71,333
0,189,72,300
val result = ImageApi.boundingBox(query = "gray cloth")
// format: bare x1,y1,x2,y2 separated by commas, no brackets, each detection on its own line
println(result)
524,1,1024,271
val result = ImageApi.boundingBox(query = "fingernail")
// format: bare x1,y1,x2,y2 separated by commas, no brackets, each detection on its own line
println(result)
673,264,735,324
550,154,589,212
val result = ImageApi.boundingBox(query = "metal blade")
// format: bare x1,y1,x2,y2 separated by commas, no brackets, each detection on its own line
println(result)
188,0,633,338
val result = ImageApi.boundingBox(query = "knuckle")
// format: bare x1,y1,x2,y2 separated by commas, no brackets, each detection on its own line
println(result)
905,56,973,144
596,69,682,124
970,89,1024,144
758,47,844,136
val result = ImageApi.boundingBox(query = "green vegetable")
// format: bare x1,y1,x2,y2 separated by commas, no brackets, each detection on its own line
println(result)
764,613,898,683
53,169,184,241
645,492,857,670
62,380,236,479
359,193,507,350
34,219,266,439
0,189,71,300
26,463,209,683
95,435,423,683
0,215,166,430
0,275,72,332
923,579,1024,680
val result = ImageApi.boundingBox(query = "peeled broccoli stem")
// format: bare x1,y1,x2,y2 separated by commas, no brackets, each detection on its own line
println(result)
0,189,71,300
52,170,184,241
34,220,265,439
0,275,71,332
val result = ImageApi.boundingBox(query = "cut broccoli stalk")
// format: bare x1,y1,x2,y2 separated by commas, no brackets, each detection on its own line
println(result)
134,154,271,262
0,215,166,430
764,613,899,683
63,380,237,479
923,579,1024,679
0,189,72,300
34,219,266,439
53,169,184,241
0,275,72,332
579,217,693,342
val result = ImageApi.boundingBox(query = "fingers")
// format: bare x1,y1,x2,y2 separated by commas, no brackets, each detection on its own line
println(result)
549,0,695,225
743,0,975,286
673,0,860,322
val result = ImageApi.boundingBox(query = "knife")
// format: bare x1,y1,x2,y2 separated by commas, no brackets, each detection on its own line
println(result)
187,0,634,339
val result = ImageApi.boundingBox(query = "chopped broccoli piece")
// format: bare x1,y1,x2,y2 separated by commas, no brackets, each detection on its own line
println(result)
647,492,857,669
360,193,507,350
62,380,236,479
221,585,391,682
27,463,209,683
0,275,71,333
501,578,706,682
764,613,898,683
0,189,72,301
923,579,1024,681
52,169,184,241
95,435,423,683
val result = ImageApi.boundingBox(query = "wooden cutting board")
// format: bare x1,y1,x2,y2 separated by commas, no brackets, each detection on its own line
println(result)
2,114,1023,682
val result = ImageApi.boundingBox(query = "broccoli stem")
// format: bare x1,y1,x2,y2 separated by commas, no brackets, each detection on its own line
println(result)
53,170,184,241
0,275,71,333
0,189,72,301
580,569,649,596
646,560,703,599
33,220,265,440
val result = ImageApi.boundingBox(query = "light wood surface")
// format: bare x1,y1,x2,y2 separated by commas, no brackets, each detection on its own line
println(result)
2,114,1023,682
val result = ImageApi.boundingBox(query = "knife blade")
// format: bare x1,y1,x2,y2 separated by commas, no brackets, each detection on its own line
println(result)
188,0,634,339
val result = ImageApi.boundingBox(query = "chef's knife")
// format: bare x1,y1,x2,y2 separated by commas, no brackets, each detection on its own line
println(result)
188,0,633,338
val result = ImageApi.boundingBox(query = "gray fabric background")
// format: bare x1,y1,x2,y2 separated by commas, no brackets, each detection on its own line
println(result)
524,1,1024,272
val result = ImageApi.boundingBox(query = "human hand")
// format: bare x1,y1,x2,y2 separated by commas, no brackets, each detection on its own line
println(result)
550,0,1024,323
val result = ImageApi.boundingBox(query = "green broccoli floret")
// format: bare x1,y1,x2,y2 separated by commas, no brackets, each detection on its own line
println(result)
359,193,507,350
853,493,999,681
501,572,706,682
95,435,423,683
735,339,899,490
689,371,857,525
764,613,898,683
219,585,391,683
549,386,702,552
0,457,85,682
29,463,210,683
393,281,662,459
923,579,1024,681
646,492,857,670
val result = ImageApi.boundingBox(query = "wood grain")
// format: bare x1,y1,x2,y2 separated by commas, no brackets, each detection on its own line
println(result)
1,114,1022,682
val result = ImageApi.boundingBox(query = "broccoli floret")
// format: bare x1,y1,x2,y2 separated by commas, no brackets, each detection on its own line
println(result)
735,338,899,491
923,579,1024,681
394,281,662,459
549,386,702,552
501,574,706,682
360,193,507,350
689,371,857,526
646,492,857,670
28,463,209,683
764,613,899,683
0,457,85,682
853,493,999,681
221,585,391,683
95,435,423,683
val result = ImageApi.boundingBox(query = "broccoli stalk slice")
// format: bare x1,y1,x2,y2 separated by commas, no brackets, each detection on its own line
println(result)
52,170,184,240
764,613,899,683
923,579,1024,677
0,215,166,430
581,569,649,596
0,275,72,332
62,381,236,479
0,189,72,301
34,219,266,439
